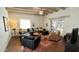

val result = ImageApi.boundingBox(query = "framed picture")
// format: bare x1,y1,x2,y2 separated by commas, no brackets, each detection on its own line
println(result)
3,16,9,32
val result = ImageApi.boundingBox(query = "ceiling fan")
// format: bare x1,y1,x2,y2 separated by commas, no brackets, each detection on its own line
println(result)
33,7,48,15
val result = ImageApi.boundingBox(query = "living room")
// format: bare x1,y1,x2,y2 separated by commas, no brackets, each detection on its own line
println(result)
0,7,79,52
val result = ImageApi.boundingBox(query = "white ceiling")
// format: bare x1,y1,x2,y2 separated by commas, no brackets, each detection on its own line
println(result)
6,7,66,15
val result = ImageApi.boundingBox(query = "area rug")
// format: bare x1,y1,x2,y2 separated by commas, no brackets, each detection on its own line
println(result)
23,37,53,52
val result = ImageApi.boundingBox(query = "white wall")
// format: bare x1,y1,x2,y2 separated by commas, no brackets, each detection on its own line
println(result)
0,8,5,32
8,12,44,30
0,31,11,51
44,7,79,35
0,7,11,52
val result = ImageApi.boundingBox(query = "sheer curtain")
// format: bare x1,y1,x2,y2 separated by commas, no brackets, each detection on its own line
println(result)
51,19,64,34
50,15,70,34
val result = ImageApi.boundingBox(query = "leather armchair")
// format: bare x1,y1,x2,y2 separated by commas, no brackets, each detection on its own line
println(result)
70,28,78,44
43,31,49,35
42,29,49,35
21,35,41,50
64,28,79,52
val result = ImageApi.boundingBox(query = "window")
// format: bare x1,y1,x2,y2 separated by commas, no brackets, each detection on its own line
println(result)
51,20,57,32
20,19,31,29
51,19,64,34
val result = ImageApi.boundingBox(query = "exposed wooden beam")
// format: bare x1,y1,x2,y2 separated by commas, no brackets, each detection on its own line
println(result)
6,7,66,15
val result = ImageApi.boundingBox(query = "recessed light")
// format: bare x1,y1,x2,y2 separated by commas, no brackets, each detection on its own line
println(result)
39,10,43,15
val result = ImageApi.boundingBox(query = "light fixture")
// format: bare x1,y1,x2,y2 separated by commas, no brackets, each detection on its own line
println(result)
39,10,43,15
